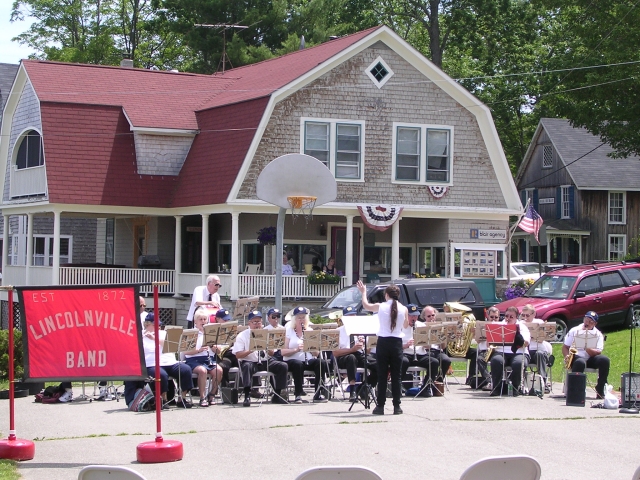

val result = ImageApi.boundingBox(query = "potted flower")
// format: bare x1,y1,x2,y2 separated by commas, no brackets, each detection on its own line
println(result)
504,278,535,300
307,271,341,285
256,226,277,246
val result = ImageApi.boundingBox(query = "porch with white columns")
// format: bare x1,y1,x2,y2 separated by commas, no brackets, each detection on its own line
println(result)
174,215,182,297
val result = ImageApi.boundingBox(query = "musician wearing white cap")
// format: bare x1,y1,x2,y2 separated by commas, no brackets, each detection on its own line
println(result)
232,310,288,407
400,304,438,397
562,311,609,399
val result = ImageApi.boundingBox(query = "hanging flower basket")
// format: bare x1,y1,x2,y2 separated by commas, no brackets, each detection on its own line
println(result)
307,272,341,284
256,226,277,246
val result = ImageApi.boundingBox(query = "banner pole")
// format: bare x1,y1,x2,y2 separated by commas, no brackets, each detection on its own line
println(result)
0,287,35,460
136,281,183,463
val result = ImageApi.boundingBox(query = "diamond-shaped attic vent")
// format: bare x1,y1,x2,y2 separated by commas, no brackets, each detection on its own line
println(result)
370,62,388,82
365,56,394,89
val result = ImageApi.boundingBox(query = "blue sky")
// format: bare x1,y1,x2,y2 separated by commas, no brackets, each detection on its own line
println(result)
0,2,35,64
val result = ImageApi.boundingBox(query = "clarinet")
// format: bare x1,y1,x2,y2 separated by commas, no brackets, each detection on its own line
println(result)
301,324,309,367
413,324,417,361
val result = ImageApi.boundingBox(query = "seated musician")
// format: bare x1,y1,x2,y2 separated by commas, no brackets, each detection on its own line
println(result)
282,306,329,403
466,306,500,389
489,306,530,396
211,308,240,386
232,310,289,407
265,308,284,330
400,304,438,397
562,311,609,399
334,306,378,401
521,304,552,393
142,313,194,408
422,306,452,383
182,308,224,407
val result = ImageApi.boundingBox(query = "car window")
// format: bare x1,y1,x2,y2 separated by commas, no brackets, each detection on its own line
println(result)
445,287,476,304
415,288,446,307
323,285,362,308
576,275,600,295
622,267,640,284
599,271,626,291
370,289,386,304
528,275,577,299
513,264,540,275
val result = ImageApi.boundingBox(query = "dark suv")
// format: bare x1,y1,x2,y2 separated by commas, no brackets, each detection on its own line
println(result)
311,278,486,320
495,262,640,341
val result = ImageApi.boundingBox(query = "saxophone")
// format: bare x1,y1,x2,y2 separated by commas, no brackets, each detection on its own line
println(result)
484,345,496,362
564,338,578,369
445,302,476,357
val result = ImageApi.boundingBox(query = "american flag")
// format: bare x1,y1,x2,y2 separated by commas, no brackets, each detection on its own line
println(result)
519,203,544,243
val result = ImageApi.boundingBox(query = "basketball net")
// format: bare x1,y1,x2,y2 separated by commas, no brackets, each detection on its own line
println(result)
287,196,317,224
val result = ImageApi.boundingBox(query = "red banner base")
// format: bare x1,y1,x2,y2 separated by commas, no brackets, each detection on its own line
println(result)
0,439,36,461
136,440,183,463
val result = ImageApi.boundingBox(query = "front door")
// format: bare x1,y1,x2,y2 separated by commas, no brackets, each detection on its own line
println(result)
331,226,361,283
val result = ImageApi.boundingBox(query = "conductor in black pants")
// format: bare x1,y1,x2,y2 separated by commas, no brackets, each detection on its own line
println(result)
357,280,407,415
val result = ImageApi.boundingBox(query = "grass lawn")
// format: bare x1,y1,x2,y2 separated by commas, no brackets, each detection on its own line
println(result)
0,461,19,480
551,326,638,389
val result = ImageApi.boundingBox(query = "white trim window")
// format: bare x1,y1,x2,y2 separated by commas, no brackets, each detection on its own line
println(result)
301,118,365,181
8,234,72,266
392,123,453,185
365,56,394,88
608,191,626,225
561,185,571,219
609,234,626,261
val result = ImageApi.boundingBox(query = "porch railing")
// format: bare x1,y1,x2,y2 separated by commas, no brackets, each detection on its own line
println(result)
59,267,175,294
237,274,349,298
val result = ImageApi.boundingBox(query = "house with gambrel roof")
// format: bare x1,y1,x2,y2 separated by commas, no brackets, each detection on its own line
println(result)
0,26,521,319
514,117,640,264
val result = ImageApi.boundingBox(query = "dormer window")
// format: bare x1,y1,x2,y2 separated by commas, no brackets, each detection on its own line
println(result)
366,56,394,88
16,130,44,169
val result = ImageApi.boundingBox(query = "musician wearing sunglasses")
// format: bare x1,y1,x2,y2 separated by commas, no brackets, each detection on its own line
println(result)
232,310,289,407
186,275,223,328
282,306,329,403
466,306,500,389
400,304,438,397
521,304,552,394
489,306,530,396
422,306,452,386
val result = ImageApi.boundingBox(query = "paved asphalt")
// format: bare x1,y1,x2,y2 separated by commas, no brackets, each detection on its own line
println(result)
1,381,639,480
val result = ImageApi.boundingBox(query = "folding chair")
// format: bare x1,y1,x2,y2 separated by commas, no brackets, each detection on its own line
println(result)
295,466,382,480
459,455,541,480
78,465,146,480
244,263,261,274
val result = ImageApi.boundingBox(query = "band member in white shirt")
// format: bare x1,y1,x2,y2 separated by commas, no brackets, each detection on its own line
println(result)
489,306,530,396
521,304,553,393
400,304,438,397
562,311,609,398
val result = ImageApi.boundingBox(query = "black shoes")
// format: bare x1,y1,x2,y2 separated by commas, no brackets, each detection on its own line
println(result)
372,405,384,415
243,396,251,407
393,406,403,415
176,397,193,409
418,385,433,398
271,394,288,404
349,389,357,401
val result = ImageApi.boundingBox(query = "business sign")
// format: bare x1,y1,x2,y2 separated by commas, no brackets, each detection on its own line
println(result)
17,285,146,381
539,197,555,204
470,229,507,240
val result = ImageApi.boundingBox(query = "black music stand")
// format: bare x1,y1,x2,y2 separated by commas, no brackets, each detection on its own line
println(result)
348,333,377,411
303,329,340,402
621,316,640,414
248,329,289,405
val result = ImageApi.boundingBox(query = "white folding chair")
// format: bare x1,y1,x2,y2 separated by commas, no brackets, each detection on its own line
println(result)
78,465,146,480
244,263,261,274
459,455,541,480
632,465,640,480
295,466,382,480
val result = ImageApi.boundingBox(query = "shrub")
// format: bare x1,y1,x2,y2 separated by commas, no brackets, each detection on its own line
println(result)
0,329,24,381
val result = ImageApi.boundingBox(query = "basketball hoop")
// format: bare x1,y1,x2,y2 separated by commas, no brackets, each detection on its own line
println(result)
287,196,317,224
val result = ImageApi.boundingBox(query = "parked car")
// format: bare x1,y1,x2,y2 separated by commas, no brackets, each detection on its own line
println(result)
509,262,543,282
495,262,640,341
311,278,486,320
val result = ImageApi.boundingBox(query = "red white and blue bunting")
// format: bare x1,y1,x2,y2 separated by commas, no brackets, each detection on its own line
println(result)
357,205,403,231
428,186,449,199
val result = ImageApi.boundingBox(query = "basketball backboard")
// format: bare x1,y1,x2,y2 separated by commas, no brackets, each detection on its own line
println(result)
256,154,337,209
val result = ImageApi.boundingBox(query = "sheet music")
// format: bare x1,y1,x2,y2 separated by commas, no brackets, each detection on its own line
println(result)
202,321,239,348
177,329,199,352
162,326,183,353
435,312,463,322
573,329,600,350
523,322,557,343
474,321,487,343
303,329,341,352
341,314,379,336
413,325,432,347
248,329,286,351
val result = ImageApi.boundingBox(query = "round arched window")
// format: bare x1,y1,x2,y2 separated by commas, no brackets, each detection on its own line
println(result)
16,130,44,169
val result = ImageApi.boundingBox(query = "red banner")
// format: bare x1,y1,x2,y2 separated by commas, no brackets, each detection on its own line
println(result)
17,285,146,381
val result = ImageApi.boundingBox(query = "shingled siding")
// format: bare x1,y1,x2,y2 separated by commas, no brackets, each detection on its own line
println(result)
580,190,640,261
237,43,505,209
3,80,43,203
134,132,194,176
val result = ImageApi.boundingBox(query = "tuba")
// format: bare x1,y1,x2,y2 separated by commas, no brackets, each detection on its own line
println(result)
445,302,476,357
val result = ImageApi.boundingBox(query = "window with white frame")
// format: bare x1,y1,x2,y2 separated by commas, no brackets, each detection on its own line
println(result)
609,235,626,261
15,130,44,169
608,191,626,224
365,56,394,88
302,119,364,180
8,234,72,266
393,123,453,184
542,144,553,168
561,185,571,219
